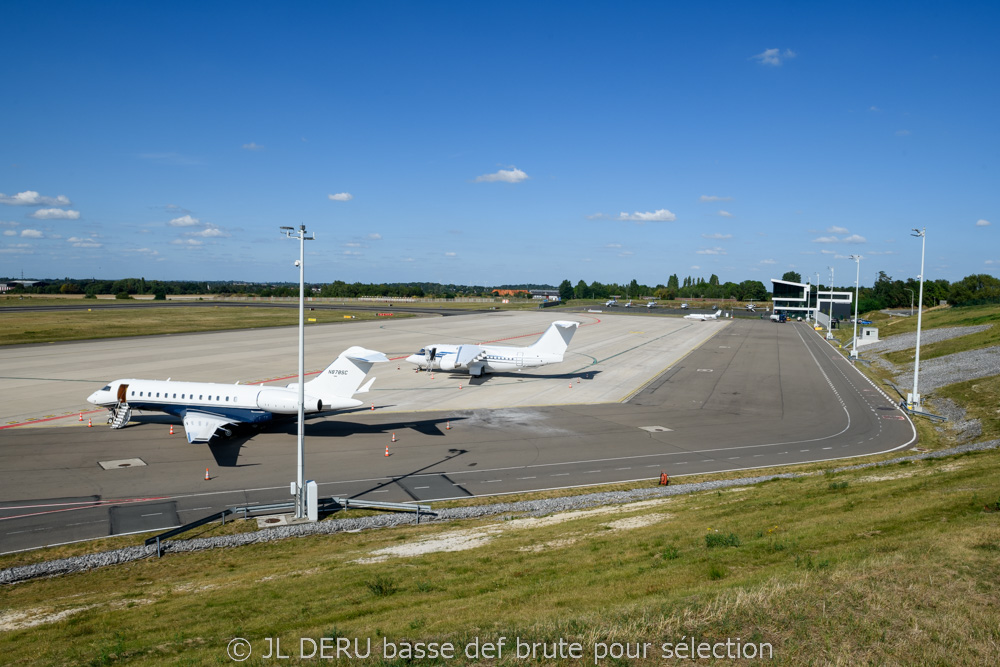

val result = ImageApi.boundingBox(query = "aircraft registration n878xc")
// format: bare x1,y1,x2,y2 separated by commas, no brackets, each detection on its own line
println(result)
406,320,580,377
85,346,388,443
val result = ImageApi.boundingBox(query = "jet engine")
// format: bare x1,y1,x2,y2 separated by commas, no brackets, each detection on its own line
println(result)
256,389,322,414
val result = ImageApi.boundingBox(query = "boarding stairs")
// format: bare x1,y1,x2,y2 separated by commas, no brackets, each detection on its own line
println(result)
110,402,131,429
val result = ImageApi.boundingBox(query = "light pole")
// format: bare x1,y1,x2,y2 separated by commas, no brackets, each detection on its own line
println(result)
280,224,315,519
826,266,835,339
849,255,862,358
905,288,914,317
910,228,926,409
813,272,820,321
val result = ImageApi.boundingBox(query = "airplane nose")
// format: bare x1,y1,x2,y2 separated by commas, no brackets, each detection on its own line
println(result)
86,392,99,405
405,354,422,366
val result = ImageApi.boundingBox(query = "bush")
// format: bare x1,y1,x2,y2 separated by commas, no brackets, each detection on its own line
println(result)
115,291,132,300
705,532,740,548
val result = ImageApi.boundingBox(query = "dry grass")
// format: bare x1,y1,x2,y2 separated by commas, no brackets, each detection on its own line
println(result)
0,307,413,345
2,448,999,664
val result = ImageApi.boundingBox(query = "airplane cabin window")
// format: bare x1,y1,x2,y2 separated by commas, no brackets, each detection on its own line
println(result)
101,385,111,391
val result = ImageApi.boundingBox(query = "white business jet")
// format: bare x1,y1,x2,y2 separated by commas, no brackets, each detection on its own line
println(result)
406,320,580,377
683,310,723,321
86,346,389,443
624,300,634,308
604,298,618,307
646,301,656,309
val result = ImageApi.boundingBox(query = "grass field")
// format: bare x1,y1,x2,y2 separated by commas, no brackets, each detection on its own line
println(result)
1,448,998,664
0,307,414,346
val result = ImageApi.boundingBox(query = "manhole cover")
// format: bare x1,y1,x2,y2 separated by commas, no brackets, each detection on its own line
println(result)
99,458,147,470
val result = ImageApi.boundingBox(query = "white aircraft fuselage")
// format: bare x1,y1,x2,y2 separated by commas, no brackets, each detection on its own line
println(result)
86,346,388,443
406,320,580,377
683,311,723,321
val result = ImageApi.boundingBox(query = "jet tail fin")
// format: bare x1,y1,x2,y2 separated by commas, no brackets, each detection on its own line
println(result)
303,346,388,406
529,321,580,360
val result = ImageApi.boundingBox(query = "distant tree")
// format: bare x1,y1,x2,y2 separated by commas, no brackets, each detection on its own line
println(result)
709,274,719,286
781,271,802,283
574,280,589,300
115,291,132,300
667,274,679,290
558,279,574,301
153,287,167,300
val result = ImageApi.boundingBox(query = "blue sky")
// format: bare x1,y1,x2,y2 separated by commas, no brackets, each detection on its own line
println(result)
1,1,997,287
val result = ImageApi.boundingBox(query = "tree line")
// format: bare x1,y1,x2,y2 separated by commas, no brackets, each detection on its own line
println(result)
5,272,998,310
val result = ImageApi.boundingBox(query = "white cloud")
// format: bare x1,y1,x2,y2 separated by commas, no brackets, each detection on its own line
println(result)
168,215,200,227
171,238,203,246
813,236,840,243
67,236,102,248
606,243,622,248
344,242,363,248
0,244,33,254
867,250,896,255
987,260,996,265
242,142,263,151
843,234,867,243
827,226,849,234
870,106,880,112
0,191,72,207
696,247,726,255
187,226,230,238
475,167,529,183
3,230,15,236
20,229,43,238
702,233,732,239
977,219,991,227
30,208,80,220
328,192,353,202
587,212,609,220
820,249,835,255
752,48,796,66
619,251,634,257
718,210,733,218
618,209,676,222
699,195,732,202
343,250,362,256
690,265,701,270
760,259,777,264
368,233,382,240
124,248,159,255
445,251,457,257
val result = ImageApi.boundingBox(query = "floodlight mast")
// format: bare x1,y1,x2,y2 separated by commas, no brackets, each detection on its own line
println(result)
905,288,914,317
826,266,835,339
849,255,862,358
910,228,926,409
280,223,315,519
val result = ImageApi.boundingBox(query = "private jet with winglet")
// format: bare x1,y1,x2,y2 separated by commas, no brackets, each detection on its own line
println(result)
405,320,580,377
623,300,634,308
86,346,389,443
604,298,618,307
646,300,656,309
683,310,723,321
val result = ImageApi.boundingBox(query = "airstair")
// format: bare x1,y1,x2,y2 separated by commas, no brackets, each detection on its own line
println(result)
110,403,131,429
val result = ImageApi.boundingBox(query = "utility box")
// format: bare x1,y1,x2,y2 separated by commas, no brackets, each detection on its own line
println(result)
306,480,319,522
862,326,879,341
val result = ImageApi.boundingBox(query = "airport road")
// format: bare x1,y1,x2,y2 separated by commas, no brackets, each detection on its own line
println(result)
0,316,915,553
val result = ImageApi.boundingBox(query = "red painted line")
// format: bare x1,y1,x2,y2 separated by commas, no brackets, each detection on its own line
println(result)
0,496,169,522
0,409,106,431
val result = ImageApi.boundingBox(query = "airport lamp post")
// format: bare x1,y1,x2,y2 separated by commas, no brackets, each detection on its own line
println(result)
905,288,914,317
281,224,315,519
826,266,835,339
813,272,820,321
849,255,862,358
910,228,927,410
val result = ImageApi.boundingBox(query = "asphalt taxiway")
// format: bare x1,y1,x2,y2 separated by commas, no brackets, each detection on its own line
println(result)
0,314,915,553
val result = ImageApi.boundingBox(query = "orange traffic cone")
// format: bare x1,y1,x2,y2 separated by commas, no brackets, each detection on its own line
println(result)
87,418,92,427
371,402,375,411
391,432,397,442
169,424,174,435
79,412,84,422
384,445,390,457
569,382,573,388
459,383,463,390
204,468,210,481
445,421,451,430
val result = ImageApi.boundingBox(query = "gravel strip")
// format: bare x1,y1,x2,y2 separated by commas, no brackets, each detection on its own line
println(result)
862,324,992,354
895,345,1000,394
4,438,998,586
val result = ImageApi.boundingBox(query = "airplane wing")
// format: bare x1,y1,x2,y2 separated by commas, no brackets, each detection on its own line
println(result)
454,344,486,368
182,412,235,443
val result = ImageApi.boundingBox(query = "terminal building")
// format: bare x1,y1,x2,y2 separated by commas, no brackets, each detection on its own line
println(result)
770,278,853,326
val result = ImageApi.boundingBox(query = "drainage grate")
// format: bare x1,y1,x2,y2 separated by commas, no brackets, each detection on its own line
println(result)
98,458,147,470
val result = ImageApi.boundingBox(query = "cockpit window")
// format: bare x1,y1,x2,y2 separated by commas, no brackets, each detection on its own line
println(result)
101,385,111,391
416,348,425,355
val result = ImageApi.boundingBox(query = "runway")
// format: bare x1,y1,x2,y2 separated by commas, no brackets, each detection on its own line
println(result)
0,314,915,553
